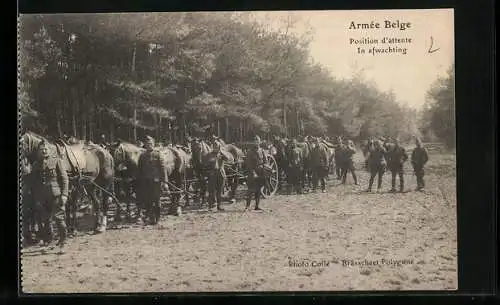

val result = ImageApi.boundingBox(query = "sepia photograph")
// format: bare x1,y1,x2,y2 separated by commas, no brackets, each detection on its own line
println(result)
18,9,456,292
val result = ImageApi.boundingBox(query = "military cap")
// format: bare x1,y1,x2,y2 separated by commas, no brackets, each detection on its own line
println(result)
254,135,261,141
145,135,155,143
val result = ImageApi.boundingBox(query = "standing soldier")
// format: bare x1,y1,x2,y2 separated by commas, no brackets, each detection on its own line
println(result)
366,139,387,193
98,134,108,149
334,136,344,180
245,135,266,211
411,137,429,191
341,139,358,185
137,136,169,225
311,137,329,192
32,140,69,249
287,138,304,194
387,138,408,192
204,141,232,211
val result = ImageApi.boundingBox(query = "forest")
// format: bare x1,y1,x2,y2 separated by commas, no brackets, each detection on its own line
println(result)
18,13,454,146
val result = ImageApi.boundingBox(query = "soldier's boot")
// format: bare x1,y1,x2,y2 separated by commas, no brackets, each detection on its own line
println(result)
244,196,251,211
95,212,106,233
217,202,225,211
390,174,397,192
254,194,262,211
367,175,375,192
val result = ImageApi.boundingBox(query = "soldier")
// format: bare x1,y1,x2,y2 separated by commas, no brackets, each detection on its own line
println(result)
204,141,232,211
32,140,69,249
334,136,344,180
98,134,108,149
387,138,408,192
137,136,169,225
366,139,387,193
341,139,358,185
287,138,304,194
411,137,429,191
245,135,266,211
311,137,329,192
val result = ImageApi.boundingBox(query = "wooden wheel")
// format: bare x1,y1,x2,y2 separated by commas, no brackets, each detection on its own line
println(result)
260,154,279,198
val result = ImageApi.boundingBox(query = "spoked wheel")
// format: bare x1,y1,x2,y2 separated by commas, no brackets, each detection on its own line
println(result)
260,154,279,198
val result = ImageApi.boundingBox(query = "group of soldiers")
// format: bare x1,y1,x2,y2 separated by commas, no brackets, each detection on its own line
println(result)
22,131,429,251
272,134,429,194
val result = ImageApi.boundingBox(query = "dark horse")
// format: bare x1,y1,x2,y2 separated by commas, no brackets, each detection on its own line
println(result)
108,141,145,221
191,139,245,204
20,132,115,234
190,140,212,205
156,145,190,214
271,137,289,186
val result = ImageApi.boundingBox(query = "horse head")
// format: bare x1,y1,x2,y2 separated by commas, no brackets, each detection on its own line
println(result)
191,140,211,167
112,142,144,173
20,132,48,163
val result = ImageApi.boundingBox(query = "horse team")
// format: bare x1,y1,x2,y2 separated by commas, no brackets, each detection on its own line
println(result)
20,131,429,252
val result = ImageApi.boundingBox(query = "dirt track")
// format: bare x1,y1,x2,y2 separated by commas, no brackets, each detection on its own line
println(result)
21,151,457,292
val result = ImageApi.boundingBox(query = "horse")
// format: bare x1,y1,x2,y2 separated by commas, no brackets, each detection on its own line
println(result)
298,141,313,191
108,141,145,221
218,143,245,203
20,132,115,234
190,140,213,205
271,137,289,184
156,145,190,214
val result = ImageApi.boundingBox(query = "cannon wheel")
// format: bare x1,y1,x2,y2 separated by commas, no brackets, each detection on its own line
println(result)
260,154,279,198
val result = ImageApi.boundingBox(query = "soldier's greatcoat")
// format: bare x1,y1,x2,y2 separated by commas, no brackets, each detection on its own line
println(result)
32,154,69,245
137,148,167,224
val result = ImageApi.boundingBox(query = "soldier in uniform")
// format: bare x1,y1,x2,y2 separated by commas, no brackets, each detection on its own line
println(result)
387,138,409,192
366,139,387,193
98,134,108,149
411,137,429,191
341,139,358,185
245,135,266,211
287,138,304,194
137,136,169,224
334,136,344,180
311,137,329,192
32,140,69,249
204,141,232,211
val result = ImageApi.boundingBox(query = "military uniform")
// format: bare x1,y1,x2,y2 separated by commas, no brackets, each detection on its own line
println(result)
311,142,329,192
287,141,304,194
137,138,167,224
411,141,429,191
204,148,231,211
32,147,69,247
334,141,344,180
387,143,409,192
341,141,358,185
367,143,387,192
245,137,266,210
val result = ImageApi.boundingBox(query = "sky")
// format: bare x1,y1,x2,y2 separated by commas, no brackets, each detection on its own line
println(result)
247,9,454,109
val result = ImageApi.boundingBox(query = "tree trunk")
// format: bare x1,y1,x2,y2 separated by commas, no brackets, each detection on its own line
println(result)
283,102,287,137
132,43,137,143
225,117,229,142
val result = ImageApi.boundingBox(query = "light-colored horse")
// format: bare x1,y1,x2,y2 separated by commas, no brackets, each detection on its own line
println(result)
20,132,115,234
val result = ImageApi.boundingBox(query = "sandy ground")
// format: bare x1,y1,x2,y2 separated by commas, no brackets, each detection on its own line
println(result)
21,150,457,293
